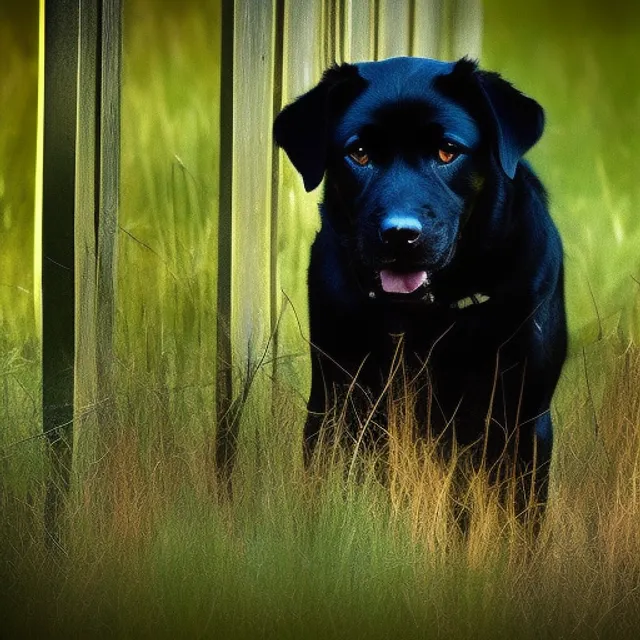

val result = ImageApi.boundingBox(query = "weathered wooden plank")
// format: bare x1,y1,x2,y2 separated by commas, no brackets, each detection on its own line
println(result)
34,2,44,337
275,0,323,390
41,0,79,542
231,2,276,362
215,0,236,487
75,0,99,448
321,0,332,68
412,0,445,58
73,0,121,465
39,0,122,538
335,0,346,63
377,0,411,59
216,0,277,489
450,0,483,60
282,0,322,99
95,0,121,427
270,0,286,377
344,0,375,62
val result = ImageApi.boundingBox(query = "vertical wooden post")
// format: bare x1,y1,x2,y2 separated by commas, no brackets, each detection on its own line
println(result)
40,0,79,545
412,0,445,58
75,0,100,469
273,0,323,393
377,0,412,59
232,3,276,370
270,0,286,382
215,0,236,491
95,0,121,429
344,0,376,62
450,0,483,60
39,0,121,543
75,0,122,466
216,0,278,490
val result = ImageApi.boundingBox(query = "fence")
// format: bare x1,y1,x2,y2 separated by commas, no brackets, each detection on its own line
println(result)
37,0,482,530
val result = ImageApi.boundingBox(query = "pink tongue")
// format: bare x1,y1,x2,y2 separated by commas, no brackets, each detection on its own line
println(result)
379,270,427,294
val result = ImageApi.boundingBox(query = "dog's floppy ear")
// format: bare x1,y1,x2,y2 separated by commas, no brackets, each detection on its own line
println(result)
440,58,544,179
476,67,545,179
274,63,367,192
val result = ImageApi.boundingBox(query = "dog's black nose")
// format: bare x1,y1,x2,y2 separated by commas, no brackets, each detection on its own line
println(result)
380,215,422,247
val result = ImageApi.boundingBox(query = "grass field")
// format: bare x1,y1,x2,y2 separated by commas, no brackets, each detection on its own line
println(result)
2,0,640,637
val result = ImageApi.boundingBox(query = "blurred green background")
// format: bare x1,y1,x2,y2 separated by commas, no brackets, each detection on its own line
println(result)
482,0,640,345
1,0,639,357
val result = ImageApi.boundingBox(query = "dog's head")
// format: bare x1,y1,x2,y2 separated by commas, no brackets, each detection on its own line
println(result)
274,57,544,302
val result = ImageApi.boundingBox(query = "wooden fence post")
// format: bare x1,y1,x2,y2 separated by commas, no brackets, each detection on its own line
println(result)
95,0,121,432
342,0,375,62
40,0,79,544
38,0,121,543
449,0,483,60
215,0,236,490
270,0,324,395
216,0,279,492
376,0,413,59
76,0,121,457
412,0,445,58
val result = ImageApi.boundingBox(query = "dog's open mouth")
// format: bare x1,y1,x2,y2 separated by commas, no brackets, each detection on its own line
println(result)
375,269,434,302
379,269,429,293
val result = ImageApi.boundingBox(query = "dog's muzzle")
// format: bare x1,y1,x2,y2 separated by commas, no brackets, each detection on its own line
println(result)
373,214,434,298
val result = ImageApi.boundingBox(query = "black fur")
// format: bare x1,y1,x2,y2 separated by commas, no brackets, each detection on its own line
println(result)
274,57,567,510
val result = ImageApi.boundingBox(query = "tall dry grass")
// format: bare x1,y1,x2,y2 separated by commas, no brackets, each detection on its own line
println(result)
2,334,640,638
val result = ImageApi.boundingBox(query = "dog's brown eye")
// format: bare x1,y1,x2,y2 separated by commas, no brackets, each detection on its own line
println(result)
437,141,462,164
438,149,456,163
349,147,369,166
437,144,459,164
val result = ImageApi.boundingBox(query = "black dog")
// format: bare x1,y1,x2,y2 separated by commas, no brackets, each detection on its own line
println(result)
274,57,567,509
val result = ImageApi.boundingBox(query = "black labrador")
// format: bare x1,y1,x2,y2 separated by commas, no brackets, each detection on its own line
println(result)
274,57,567,510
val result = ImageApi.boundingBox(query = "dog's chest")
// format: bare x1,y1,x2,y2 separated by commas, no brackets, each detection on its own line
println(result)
371,301,525,374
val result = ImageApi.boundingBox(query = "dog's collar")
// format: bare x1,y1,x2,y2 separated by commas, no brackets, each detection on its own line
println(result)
449,293,491,309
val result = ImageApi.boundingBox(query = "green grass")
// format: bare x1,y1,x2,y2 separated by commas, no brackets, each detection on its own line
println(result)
2,0,640,637
3,343,640,638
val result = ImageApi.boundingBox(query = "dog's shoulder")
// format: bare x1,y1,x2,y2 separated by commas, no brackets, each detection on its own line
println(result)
307,218,361,313
512,162,563,289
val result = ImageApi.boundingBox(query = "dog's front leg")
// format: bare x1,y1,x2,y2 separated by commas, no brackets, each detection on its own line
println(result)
511,411,553,524
304,347,383,466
